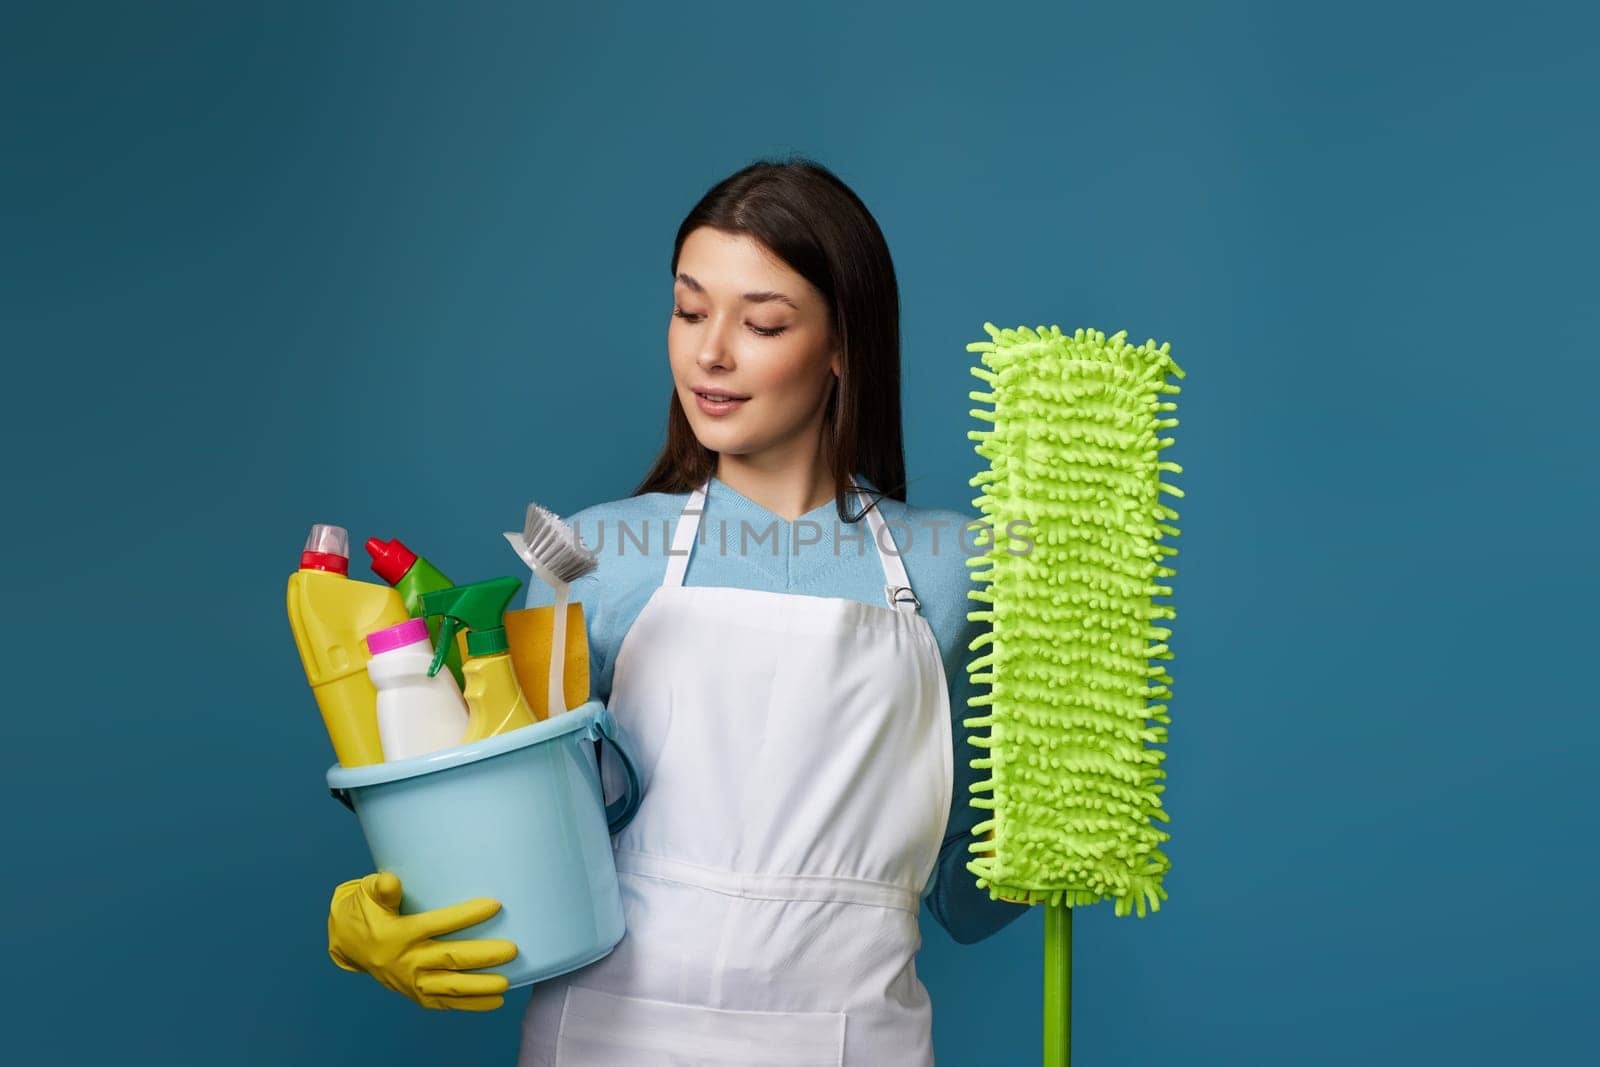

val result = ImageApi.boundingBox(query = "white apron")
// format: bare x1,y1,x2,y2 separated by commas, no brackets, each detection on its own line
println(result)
519,479,954,1066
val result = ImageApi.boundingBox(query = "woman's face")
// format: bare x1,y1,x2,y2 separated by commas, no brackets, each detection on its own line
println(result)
668,226,839,460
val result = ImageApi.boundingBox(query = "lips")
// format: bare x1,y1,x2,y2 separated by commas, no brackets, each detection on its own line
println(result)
693,387,750,401
692,388,750,416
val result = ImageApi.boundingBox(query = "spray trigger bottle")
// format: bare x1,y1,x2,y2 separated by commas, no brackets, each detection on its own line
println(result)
366,536,465,689
419,577,540,743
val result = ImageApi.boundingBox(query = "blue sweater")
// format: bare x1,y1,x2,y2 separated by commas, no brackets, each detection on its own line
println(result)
522,472,1023,945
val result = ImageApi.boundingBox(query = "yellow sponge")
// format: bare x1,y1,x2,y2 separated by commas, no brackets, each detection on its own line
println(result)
503,603,590,718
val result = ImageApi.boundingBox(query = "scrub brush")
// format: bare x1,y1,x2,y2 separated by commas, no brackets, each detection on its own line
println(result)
963,323,1184,1066
503,503,599,716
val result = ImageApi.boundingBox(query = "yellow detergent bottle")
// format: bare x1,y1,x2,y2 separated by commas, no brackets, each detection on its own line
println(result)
286,524,409,766
419,576,539,742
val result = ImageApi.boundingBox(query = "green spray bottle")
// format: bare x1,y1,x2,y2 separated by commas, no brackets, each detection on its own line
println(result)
418,577,540,743
366,536,464,689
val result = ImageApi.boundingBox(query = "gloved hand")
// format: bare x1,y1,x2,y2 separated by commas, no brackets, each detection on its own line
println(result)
977,829,1030,905
328,871,519,1011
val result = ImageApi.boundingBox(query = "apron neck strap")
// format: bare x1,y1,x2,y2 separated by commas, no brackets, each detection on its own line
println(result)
661,481,708,588
662,478,919,612
853,485,918,612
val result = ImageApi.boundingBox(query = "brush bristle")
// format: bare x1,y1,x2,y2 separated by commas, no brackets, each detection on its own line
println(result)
963,323,1184,918
519,503,600,584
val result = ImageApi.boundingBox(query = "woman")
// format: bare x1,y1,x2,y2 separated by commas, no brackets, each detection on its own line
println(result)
328,158,1023,1065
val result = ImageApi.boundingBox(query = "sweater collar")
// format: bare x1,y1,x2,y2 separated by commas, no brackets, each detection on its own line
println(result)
704,471,877,524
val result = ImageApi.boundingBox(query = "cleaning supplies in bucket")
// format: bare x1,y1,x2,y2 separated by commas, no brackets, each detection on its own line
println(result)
327,700,643,989
419,577,541,740
365,618,470,761
286,524,409,767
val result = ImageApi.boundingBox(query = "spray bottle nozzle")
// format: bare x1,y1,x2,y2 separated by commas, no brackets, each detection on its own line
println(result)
417,576,523,678
427,617,461,677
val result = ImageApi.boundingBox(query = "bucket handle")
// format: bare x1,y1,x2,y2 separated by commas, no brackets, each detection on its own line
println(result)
588,705,642,835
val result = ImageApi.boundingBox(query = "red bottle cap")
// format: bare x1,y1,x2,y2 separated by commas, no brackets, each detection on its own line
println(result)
299,550,349,574
365,537,419,586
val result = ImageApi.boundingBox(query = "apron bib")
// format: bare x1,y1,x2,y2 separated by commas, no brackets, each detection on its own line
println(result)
520,479,953,1066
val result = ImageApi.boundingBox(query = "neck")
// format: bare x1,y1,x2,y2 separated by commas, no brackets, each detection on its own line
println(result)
714,437,837,523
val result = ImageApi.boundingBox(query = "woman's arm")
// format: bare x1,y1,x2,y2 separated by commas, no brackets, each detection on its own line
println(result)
912,507,1028,945
923,606,1028,945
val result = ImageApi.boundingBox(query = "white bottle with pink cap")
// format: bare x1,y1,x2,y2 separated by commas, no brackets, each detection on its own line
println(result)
364,619,471,761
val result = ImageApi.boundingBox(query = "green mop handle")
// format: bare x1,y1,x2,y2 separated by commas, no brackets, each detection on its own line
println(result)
1044,903,1072,1066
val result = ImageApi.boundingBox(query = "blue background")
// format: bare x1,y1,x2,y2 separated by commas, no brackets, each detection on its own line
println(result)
4,1,1595,1063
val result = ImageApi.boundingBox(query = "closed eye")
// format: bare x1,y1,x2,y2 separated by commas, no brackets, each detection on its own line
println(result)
673,307,787,337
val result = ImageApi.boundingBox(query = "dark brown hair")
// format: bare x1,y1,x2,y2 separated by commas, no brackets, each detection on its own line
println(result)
631,156,905,523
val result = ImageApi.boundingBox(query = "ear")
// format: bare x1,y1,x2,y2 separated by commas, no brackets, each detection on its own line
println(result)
830,351,841,378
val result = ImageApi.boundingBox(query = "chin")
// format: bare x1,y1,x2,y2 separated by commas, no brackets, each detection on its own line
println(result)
693,430,755,455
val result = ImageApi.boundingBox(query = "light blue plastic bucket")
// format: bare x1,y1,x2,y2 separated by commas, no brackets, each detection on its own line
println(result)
326,699,641,989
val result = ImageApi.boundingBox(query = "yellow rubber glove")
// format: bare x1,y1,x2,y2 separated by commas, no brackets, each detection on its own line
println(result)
977,829,1031,904
328,871,519,1011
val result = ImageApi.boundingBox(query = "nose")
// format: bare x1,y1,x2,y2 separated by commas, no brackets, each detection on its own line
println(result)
695,319,737,372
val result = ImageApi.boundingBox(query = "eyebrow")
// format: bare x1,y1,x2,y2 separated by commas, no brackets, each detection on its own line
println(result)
676,272,798,310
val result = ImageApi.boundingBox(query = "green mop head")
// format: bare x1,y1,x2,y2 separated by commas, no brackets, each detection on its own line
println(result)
964,323,1184,918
